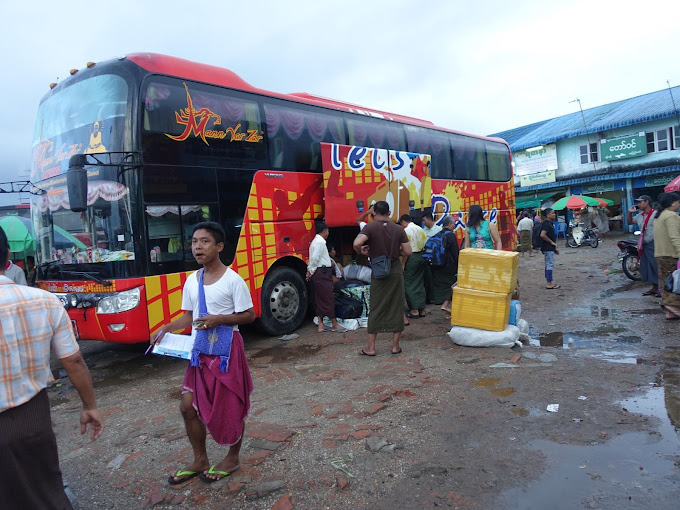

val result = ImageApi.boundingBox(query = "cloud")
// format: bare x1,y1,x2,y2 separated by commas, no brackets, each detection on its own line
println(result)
1,0,678,199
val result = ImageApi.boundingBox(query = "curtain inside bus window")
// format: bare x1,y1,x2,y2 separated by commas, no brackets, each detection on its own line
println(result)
264,102,345,172
486,141,511,182
405,126,452,179
451,135,487,181
142,78,266,168
346,116,406,152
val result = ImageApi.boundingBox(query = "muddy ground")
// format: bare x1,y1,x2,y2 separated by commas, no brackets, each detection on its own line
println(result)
48,233,679,509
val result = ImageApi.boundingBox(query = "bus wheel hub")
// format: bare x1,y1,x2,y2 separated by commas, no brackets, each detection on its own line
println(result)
269,281,299,322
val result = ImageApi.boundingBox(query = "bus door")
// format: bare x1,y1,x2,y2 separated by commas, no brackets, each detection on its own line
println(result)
320,143,432,226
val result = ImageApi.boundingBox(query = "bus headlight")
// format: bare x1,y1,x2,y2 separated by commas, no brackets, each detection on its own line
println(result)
97,287,141,314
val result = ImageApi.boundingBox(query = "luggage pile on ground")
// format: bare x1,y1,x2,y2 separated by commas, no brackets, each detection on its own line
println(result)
447,248,525,348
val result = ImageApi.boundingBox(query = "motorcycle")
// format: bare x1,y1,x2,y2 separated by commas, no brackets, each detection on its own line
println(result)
566,224,600,248
617,234,642,281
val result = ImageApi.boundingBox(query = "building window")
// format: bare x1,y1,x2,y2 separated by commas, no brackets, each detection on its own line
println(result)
673,126,680,150
657,129,669,151
646,128,671,153
579,142,598,164
646,132,655,153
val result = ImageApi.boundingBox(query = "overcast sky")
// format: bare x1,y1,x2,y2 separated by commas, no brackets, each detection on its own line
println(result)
1,0,678,205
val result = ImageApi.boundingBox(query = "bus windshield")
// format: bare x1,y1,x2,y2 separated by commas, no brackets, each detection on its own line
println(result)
32,178,136,267
30,73,137,276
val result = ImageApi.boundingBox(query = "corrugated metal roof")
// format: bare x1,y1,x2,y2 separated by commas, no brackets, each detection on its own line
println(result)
490,86,680,151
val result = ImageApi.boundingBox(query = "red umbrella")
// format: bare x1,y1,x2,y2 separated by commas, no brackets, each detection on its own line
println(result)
665,174,680,193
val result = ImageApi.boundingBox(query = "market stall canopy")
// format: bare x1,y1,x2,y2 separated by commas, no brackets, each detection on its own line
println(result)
0,215,35,255
665,175,680,193
515,192,558,210
593,197,614,207
551,195,602,210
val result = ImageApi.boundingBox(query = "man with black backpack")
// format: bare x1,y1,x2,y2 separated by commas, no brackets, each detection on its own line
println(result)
426,215,460,312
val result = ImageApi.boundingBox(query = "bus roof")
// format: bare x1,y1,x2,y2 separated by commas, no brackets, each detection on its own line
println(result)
127,53,439,128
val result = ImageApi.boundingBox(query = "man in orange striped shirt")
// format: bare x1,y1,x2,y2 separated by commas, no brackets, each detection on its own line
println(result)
0,226,104,509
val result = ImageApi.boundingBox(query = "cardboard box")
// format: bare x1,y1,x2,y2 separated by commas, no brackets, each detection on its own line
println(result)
457,248,519,294
450,287,511,332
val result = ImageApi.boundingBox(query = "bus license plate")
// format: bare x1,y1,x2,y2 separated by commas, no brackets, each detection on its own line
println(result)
71,320,79,339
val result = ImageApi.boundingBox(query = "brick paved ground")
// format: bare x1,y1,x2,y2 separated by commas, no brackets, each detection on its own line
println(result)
49,236,679,509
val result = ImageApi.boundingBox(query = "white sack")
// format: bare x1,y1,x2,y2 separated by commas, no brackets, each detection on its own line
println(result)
448,324,520,348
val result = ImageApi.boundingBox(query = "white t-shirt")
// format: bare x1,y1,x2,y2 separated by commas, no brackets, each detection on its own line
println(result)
517,217,534,232
181,268,253,333
5,262,27,285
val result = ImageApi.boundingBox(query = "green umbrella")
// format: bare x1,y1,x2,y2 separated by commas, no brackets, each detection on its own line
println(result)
551,195,602,210
0,215,35,255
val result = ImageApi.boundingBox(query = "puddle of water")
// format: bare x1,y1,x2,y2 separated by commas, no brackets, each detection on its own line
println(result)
534,331,642,349
475,377,501,387
491,387,516,397
250,344,323,362
497,386,680,509
600,281,640,297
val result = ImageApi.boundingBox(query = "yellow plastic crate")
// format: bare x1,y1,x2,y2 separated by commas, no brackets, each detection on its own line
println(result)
457,248,519,294
450,287,511,332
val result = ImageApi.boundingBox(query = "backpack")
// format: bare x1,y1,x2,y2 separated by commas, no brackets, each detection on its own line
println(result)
334,293,363,319
531,222,543,249
422,230,452,267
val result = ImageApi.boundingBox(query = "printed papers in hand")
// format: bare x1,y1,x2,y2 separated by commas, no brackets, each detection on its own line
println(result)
152,333,194,359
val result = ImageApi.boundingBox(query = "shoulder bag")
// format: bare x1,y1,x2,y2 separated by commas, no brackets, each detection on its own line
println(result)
191,269,234,372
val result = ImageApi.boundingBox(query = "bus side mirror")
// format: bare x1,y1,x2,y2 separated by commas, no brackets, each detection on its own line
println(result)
67,155,88,212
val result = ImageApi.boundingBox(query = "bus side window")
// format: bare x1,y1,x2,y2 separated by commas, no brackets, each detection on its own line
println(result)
146,206,183,263
405,126,452,179
451,134,487,181
346,115,407,152
264,102,346,172
486,141,512,182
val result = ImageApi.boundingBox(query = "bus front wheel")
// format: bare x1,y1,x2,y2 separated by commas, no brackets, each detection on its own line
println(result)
259,266,308,336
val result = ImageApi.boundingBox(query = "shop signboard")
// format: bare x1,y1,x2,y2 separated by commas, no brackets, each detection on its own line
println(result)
600,133,646,161
645,175,675,187
514,144,557,176
582,182,614,193
520,169,556,187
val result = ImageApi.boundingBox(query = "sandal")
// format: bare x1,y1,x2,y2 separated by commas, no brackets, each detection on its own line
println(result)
546,284,561,289
642,289,657,296
405,311,421,319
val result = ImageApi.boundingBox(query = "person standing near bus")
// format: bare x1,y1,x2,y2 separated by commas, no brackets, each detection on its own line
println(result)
421,212,441,303
354,201,411,355
627,195,659,297
0,226,104,509
152,222,255,484
464,204,502,250
517,211,534,257
398,214,428,319
4,259,27,285
540,208,561,289
306,222,347,333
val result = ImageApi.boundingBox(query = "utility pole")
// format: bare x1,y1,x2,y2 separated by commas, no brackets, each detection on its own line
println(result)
570,98,597,174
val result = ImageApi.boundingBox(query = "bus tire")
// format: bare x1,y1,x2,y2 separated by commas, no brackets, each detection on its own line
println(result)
258,266,308,336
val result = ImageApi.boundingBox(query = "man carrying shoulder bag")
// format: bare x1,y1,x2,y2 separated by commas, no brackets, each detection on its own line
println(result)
353,200,411,356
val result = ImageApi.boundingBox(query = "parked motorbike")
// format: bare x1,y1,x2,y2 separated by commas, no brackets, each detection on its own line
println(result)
566,224,600,248
617,236,642,281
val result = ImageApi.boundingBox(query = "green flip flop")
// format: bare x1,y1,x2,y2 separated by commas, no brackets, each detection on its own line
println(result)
168,468,201,485
199,464,240,483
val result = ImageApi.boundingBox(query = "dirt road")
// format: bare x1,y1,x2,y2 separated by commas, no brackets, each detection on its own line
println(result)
49,233,679,509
